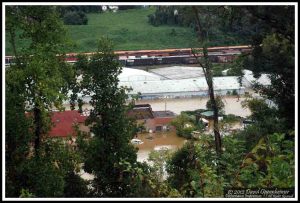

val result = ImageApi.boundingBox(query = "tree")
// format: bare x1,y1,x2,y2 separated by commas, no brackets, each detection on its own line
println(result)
148,149,172,183
235,132,294,188
5,5,80,197
171,113,196,139
63,171,90,197
240,98,286,151
249,33,294,130
63,11,88,25
5,66,33,197
118,6,138,10
192,6,222,158
6,6,75,156
21,139,84,197
206,95,225,114
167,139,223,197
234,6,295,130
75,38,138,197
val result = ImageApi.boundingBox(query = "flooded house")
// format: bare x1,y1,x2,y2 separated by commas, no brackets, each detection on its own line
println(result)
127,104,176,133
48,110,89,145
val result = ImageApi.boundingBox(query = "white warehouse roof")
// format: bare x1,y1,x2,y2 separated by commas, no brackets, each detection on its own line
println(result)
67,68,245,103
119,76,243,95
118,68,162,81
76,68,162,83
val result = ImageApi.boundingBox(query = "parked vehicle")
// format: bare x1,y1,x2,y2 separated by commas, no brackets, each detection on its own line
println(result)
131,138,144,145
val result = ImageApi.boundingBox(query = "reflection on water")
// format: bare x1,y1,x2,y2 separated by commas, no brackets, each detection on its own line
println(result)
136,131,186,162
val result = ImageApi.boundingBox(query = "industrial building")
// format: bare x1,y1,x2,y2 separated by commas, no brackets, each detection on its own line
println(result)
118,67,245,100
69,67,246,103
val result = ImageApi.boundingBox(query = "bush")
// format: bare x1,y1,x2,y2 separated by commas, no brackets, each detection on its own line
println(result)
171,113,196,139
63,11,88,25
206,96,225,112
64,172,89,197
118,6,138,10
223,114,240,123
232,90,238,96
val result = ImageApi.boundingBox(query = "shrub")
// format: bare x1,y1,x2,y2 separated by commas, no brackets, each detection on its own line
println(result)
63,11,88,25
206,96,225,112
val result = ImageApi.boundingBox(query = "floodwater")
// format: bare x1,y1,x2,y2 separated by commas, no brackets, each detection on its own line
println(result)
135,96,251,118
63,96,251,118
135,131,186,162
62,95,251,163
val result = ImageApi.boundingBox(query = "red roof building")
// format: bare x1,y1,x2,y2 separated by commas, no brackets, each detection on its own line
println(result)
49,111,88,138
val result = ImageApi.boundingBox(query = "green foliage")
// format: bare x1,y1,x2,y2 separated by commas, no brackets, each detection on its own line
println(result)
237,98,285,151
148,149,172,182
148,6,250,46
240,6,295,130
5,7,199,55
206,95,225,113
171,113,197,139
24,157,66,197
236,132,295,188
75,38,138,197
63,11,88,25
167,140,223,197
220,135,247,187
182,109,207,116
5,6,83,198
5,5,295,198
19,189,35,198
211,63,229,76
5,68,33,197
117,160,181,197
63,172,90,197
57,5,102,16
222,114,240,124
118,6,139,10
243,98,277,122
18,138,83,197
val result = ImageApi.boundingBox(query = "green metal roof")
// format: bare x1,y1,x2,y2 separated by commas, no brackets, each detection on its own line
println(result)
200,111,214,117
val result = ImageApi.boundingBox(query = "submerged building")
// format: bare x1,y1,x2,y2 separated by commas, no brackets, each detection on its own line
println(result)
127,104,176,133
118,67,245,100
70,67,245,103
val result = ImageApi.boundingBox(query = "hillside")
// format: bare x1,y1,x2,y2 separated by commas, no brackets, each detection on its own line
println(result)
6,7,201,55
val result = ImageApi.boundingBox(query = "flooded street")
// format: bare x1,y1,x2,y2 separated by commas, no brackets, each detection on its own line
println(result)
135,96,251,117
62,95,251,163
135,131,186,162
63,96,251,118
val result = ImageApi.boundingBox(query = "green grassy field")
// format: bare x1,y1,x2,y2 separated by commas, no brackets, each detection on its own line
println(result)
6,7,201,55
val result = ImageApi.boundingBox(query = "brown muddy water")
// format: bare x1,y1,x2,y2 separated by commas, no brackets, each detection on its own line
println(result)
135,131,187,162
135,96,251,117
63,96,250,162
63,96,251,118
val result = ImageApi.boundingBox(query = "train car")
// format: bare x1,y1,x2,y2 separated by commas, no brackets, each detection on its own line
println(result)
5,45,252,65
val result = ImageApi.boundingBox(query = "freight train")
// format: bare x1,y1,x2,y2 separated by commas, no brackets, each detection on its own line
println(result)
5,45,252,66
